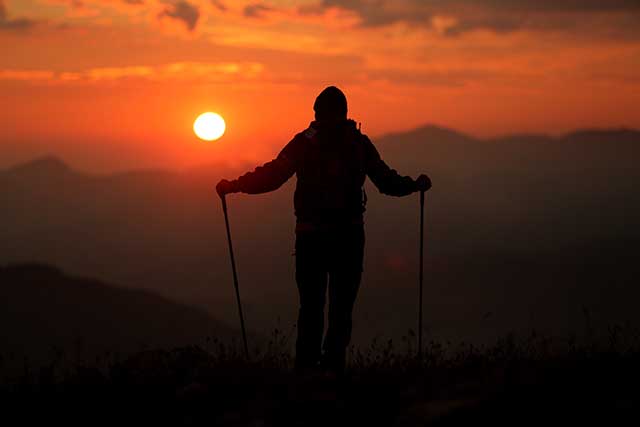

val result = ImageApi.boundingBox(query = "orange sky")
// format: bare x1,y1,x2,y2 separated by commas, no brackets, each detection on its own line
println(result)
1,0,640,171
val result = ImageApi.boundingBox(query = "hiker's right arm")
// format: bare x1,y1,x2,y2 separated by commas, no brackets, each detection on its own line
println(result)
230,139,298,194
364,136,420,196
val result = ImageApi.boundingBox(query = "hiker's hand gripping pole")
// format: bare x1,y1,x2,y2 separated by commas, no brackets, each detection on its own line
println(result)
220,194,250,360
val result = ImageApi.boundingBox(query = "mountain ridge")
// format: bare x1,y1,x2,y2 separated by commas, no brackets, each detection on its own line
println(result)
0,262,234,362
3,125,638,177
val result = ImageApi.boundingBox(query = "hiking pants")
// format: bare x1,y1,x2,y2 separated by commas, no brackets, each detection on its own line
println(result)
294,225,365,372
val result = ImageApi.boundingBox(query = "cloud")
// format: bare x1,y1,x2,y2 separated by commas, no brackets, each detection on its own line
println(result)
159,1,199,31
478,1,640,13
309,0,640,36
211,0,227,12
0,0,38,31
243,3,273,19
87,66,154,80
0,62,265,84
365,67,500,87
0,69,55,80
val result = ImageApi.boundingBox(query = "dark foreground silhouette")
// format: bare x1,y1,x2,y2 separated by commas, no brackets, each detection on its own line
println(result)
3,264,639,424
3,332,639,426
2,267,640,425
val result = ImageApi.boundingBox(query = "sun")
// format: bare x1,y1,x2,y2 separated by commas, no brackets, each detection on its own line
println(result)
194,112,226,141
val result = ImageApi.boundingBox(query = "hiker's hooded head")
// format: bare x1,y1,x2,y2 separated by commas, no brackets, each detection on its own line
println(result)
314,86,348,122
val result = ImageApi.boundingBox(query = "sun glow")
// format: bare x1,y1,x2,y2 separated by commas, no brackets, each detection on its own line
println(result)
194,112,226,141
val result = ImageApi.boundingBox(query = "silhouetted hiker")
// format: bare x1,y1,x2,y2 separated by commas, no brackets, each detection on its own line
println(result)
217,86,431,376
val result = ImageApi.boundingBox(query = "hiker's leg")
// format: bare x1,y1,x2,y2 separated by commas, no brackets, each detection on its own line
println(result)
323,226,365,373
295,231,328,370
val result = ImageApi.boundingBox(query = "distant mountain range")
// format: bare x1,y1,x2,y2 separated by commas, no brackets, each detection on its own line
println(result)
376,125,640,175
1,124,639,346
0,263,233,363
3,125,639,178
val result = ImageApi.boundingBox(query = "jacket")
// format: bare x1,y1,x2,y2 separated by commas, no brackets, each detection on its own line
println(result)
233,119,417,226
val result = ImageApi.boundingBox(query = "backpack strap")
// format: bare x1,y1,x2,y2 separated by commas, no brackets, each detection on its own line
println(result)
346,120,369,212
303,126,317,139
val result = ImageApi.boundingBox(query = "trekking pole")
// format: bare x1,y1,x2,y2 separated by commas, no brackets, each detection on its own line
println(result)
220,194,250,360
418,190,425,359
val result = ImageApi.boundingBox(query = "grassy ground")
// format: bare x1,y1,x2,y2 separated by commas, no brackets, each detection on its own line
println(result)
2,329,640,426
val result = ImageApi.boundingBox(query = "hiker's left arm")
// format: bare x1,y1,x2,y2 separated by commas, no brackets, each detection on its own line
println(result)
230,140,298,194
364,136,420,197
